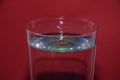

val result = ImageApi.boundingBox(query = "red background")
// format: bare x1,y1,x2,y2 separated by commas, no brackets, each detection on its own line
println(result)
0,0,120,80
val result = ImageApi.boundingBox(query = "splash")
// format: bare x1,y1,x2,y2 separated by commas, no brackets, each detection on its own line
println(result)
57,16,64,40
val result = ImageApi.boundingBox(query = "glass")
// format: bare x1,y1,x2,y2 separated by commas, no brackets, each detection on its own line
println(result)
26,17,98,80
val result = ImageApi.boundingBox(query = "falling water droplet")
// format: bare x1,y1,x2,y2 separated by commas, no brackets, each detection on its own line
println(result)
57,16,64,40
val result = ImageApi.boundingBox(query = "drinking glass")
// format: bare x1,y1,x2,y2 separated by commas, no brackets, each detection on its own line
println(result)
26,17,98,80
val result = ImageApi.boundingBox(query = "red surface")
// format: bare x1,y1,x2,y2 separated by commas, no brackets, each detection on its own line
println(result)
0,0,120,80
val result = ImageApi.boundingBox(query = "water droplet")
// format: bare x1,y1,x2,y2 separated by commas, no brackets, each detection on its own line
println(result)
57,17,64,41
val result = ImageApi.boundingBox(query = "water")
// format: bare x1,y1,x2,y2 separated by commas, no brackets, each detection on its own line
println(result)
28,34,96,80
29,34,95,52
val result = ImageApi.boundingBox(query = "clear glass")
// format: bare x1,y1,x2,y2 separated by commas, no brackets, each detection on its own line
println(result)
26,17,98,80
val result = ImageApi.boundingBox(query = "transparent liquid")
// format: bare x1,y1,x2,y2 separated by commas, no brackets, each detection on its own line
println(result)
28,34,96,80
29,34,95,52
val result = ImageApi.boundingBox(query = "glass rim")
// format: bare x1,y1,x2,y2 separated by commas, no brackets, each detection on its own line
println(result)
26,17,98,37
